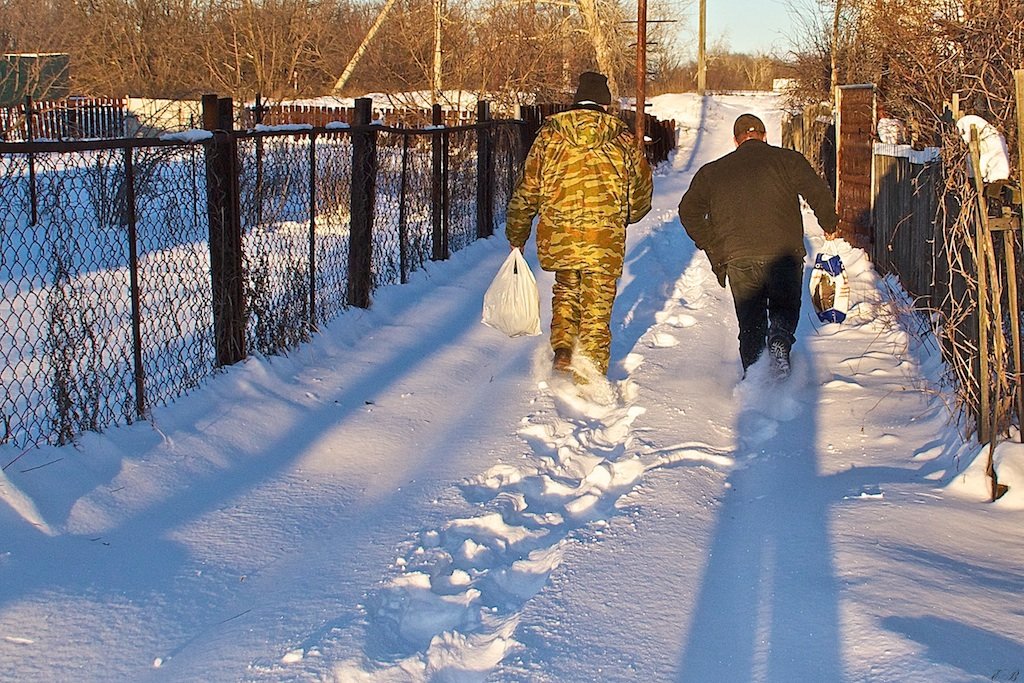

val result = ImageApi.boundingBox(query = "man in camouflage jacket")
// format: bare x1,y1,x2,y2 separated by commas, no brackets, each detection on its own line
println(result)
506,72,653,377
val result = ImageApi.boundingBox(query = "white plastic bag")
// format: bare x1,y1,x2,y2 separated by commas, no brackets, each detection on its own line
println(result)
481,248,542,337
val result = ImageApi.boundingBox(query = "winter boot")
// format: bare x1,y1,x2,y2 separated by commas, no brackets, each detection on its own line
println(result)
553,347,572,373
768,339,791,380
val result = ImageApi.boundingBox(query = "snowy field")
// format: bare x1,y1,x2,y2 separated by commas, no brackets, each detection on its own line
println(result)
1,92,1023,682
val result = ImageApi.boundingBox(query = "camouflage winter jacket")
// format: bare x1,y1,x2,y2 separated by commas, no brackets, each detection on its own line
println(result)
506,108,653,277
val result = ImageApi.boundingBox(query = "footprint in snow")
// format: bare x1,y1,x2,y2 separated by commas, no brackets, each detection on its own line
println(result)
329,349,647,679
654,312,698,328
647,331,680,348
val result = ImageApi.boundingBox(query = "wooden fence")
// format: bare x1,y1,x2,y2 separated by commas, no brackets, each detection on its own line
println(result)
781,102,833,188
240,97,476,129
870,144,943,301
518,103,677,165
1,96,127,140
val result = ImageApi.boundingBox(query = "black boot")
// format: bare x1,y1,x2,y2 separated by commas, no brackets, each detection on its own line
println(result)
768,339,791,379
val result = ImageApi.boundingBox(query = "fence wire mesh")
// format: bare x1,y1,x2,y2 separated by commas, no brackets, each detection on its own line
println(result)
238,132,316,356
448,128,479,254
0,140,214,448
492,124,522,230
312,132,355,326
1,119,523,450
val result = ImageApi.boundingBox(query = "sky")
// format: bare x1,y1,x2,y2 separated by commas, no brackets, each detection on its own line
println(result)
679,0,802,56
2,92,1024,682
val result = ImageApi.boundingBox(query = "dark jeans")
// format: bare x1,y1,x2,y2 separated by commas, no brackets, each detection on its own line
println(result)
727,255,804,369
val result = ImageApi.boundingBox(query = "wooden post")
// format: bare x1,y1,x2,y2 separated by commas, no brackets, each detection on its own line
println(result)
202,94,246,367
635,0,647,149
476,100,493,239
696,0,706,95
347,97,375,309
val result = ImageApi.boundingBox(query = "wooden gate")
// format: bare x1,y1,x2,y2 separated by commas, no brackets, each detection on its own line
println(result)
835,84,875,244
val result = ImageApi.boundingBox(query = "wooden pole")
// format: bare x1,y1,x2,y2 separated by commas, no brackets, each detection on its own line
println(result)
636,0,647,148
830,0,842,108
697,0,706,95
433,0,443,106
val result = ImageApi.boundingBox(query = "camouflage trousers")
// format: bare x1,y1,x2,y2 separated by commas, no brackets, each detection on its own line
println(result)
550,269,618,374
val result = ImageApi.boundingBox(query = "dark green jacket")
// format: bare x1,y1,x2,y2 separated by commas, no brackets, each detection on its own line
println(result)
678,139,838,283
507,108,653,277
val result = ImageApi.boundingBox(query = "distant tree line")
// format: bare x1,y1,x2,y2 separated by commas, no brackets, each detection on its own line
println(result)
650,48,787,95
0,0,693,108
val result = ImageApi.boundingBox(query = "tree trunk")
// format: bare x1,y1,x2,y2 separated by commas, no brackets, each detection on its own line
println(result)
576,0,618,98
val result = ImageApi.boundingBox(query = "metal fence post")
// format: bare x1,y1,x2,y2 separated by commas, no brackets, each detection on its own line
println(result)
309,132,318,327
123,146,146,419
202,94,246,366
348,97,375,308
431,103,448,260
399,133,410,283
476,101,494,239
24,95,38,225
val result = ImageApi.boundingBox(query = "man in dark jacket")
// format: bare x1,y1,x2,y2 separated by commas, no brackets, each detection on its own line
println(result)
677,113,839,378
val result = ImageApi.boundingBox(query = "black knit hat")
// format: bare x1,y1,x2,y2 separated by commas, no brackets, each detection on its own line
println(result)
574,71,612,105
733,113,766,138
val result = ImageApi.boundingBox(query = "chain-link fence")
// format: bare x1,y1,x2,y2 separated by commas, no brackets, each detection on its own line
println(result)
0,138,214,448
1,112,525,449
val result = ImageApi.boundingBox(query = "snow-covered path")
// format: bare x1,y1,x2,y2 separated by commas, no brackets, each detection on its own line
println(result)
2,93,1024,683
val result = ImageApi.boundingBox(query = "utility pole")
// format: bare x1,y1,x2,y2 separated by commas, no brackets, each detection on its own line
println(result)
636,0,647,148
433,0,443,106
830,0,842,107
697,0,707,95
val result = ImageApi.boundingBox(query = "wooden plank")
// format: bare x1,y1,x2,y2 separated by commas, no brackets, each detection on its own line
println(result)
968,127,992,446
1014,70,1024,435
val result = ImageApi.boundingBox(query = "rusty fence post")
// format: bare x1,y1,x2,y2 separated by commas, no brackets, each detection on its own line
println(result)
202,94,246,366
476,100,493,239
347,97,375,308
